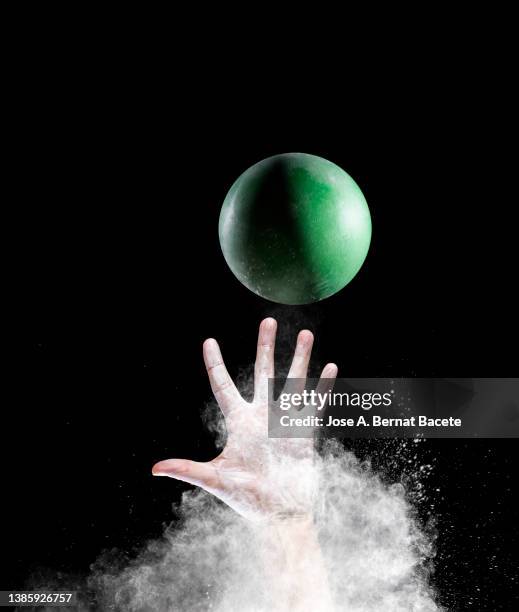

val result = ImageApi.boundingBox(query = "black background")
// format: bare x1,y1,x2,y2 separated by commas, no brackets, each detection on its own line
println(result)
4,82,518,610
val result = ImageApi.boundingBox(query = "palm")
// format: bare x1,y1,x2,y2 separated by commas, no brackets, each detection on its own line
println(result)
153,318,337,522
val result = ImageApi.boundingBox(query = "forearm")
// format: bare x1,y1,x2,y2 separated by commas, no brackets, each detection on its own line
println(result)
254,515,334,612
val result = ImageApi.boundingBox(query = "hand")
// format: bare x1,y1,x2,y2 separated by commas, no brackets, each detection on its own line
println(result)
152,318,337,522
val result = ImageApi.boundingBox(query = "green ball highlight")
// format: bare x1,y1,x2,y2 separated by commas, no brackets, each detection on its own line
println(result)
219,153,371,305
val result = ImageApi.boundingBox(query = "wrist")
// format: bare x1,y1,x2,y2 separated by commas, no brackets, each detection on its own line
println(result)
253,512,318,548
268,511,314,525
252,511,315,532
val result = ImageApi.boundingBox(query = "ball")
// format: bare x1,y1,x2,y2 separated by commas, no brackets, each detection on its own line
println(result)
219,153,371,305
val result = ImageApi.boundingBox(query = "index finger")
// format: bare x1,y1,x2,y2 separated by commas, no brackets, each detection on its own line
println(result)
203,338,241,414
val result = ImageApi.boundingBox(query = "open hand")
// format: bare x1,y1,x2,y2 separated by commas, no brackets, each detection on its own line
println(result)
152,318,337,522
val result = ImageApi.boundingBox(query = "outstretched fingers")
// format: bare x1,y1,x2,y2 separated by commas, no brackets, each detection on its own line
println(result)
203,338,241,415
254,318,277,402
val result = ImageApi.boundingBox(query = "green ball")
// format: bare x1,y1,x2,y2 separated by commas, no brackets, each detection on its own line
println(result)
219,153,371,305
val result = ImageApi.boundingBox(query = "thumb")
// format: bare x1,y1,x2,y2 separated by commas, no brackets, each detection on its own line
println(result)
152,458,219,490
